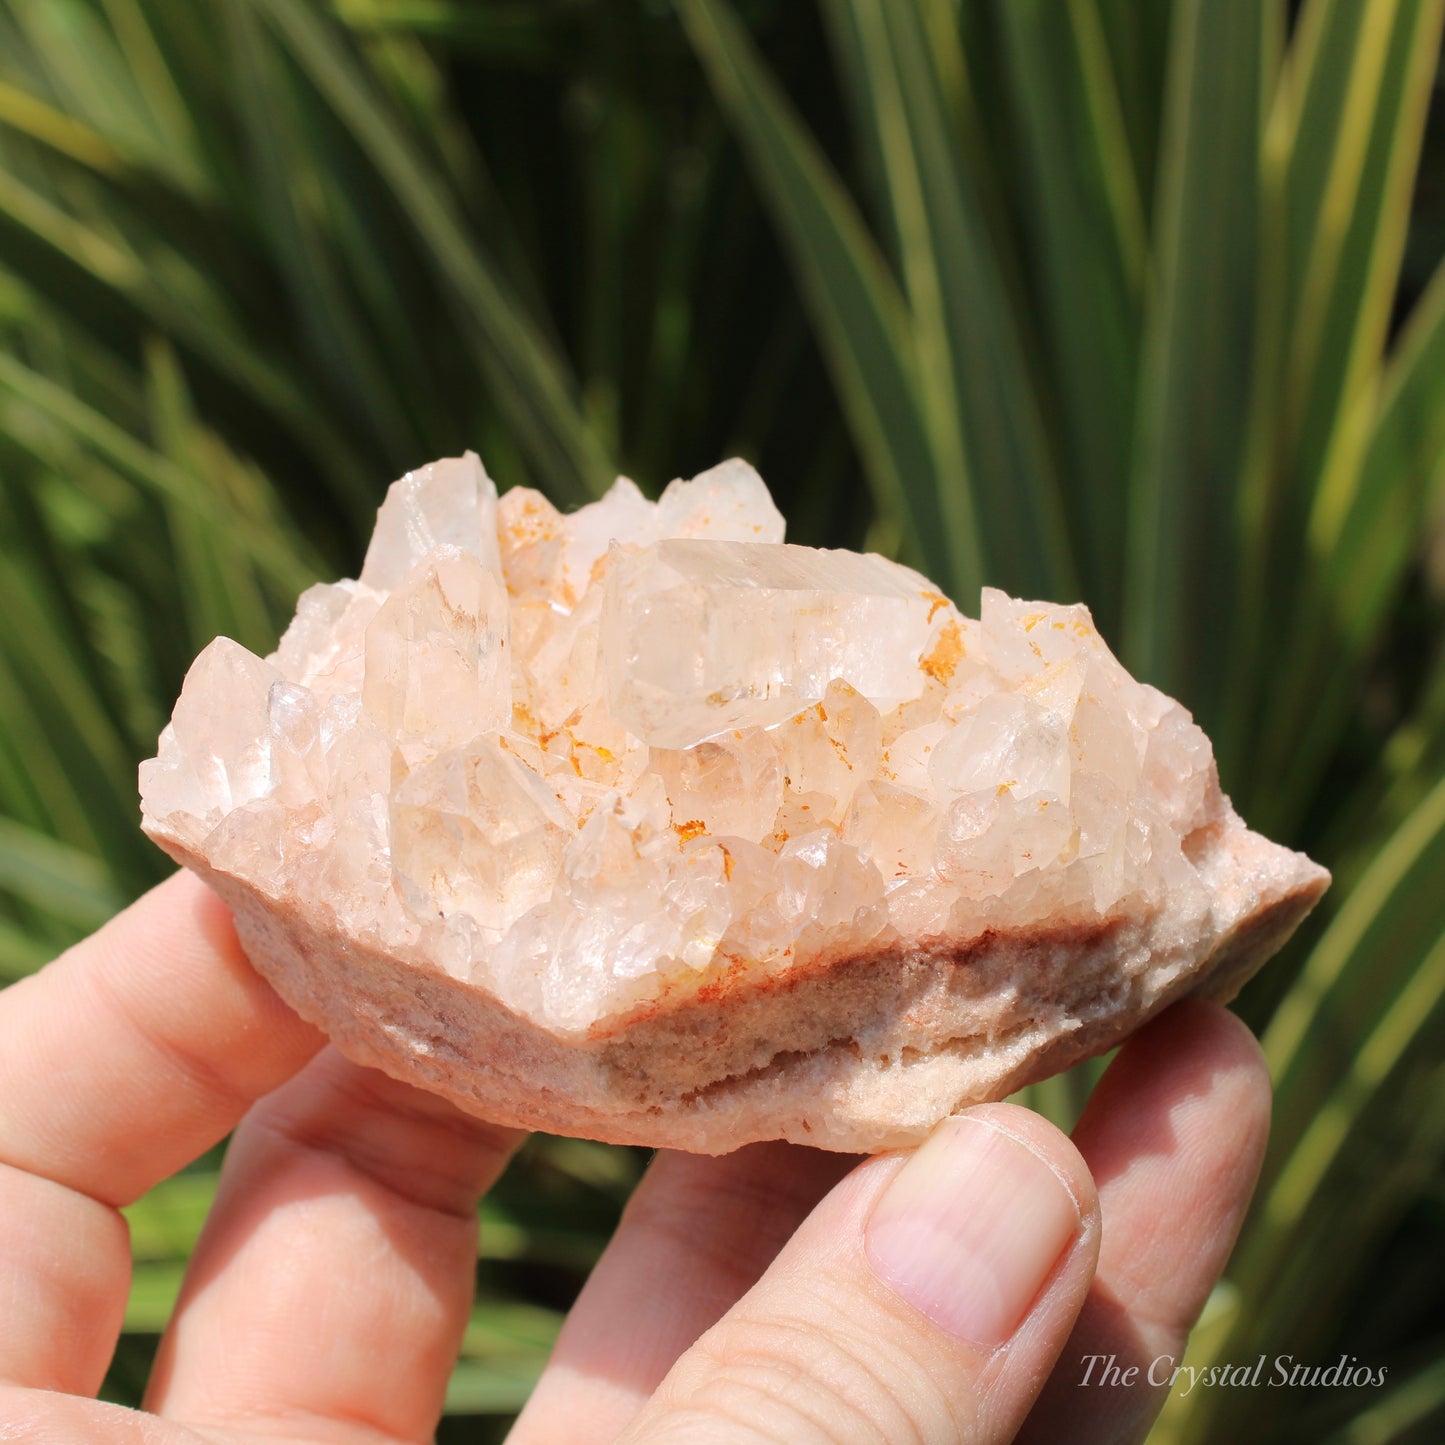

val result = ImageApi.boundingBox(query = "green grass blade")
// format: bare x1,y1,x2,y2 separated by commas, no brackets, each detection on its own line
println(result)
1285,0,1443,498
0,552,151,882
1123,0,1270,712
95,0,206,185
870,0,1077,601
1092,0,1172,215
333,0,563,60
994,0,1146,625
249,0,613,504
0,349,317,588
1261,770,1445,1175
347,12,556,330
1168,776,1445,1442
1367,644,1445,841
1244,254,1445,836
819,0,975,591
454,1325,561,1419
478,1202,607,1271
143,338,286,655
1284,261,1445,819
1278,0,1377,340
123,1260,186,1333
1167,1066,1445,1444
1,0,191,184
0,815,124,932
1241,0,1444,825
445,1354,550,1415
222,0,431,468
0,78,124,171
0,916,52,981
1326,1351,1445,1444
0,628,107,856
676,0,963,592
458,1300,564,1360
0,159,367,498
573,36,637,462
816,0,888,245
124,1170,219,1260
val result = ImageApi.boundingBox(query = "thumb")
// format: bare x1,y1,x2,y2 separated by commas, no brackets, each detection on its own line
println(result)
617,1104,1100,1445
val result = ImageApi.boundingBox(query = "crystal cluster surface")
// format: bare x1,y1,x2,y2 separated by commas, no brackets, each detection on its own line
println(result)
141,455,1232,1032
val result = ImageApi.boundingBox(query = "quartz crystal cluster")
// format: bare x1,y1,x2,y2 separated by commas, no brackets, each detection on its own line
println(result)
141,454,1233,1034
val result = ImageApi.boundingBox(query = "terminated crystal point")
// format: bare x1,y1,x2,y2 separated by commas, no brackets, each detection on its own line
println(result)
360,451,503,589
141,455,1330,1154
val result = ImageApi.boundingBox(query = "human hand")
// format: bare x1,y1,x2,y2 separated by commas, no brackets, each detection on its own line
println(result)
0,871,1270,1443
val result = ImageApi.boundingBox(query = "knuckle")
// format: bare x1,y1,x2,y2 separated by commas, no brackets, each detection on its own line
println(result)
621,1172,785,1298
245,1076,509,1222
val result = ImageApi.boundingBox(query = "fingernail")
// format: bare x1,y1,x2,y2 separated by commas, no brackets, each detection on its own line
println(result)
865,1115,1081,1347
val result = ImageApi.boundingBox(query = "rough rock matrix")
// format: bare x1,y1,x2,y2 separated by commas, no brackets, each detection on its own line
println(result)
141,454,1329,1153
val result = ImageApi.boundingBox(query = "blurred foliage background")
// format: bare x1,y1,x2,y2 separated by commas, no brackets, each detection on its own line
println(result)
1,0,1443,1440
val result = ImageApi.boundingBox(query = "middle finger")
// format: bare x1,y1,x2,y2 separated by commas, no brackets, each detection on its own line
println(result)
509,1141,857,1445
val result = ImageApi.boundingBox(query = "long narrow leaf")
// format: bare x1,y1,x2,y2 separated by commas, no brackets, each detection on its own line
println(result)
0,78,124,171
1252,252,1445,835
0,916,51,981
1124,0,1270,718
0,629,107,854
0,555,149,881
1262,771,1445,1173
334,0,565,60
223,0,430,467
144,339,282,655
0,156,371,502
0,349,318,588
1326,1351,1445,1444
677,0,959,588
1287,0,1442,499
995,0,1145,625
250,0,614,504
825,0,976,593
872,0,1077,601
0,815,123,932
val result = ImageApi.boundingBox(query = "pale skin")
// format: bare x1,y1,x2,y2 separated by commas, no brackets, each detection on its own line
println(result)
0,870,1272,1444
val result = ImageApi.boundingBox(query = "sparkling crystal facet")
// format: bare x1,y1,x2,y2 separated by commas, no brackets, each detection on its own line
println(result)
602,539,941,748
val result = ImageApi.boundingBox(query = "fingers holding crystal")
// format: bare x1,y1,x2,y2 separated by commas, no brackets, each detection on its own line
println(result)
615,1106,1099,1445
0,871,322,1391
0,871,323,1209
144,1049,522,1441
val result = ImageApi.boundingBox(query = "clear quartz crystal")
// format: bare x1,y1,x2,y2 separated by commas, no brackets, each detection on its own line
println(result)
361,546,511,749
141,456,1231,1033
602,539,942,748
360,451,502,589
391,739,571,935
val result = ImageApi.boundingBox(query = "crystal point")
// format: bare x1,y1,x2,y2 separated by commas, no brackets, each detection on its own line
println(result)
361,545,511,749
361,451,501,591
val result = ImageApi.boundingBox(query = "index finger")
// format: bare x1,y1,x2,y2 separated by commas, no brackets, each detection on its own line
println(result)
0,868,322,1208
